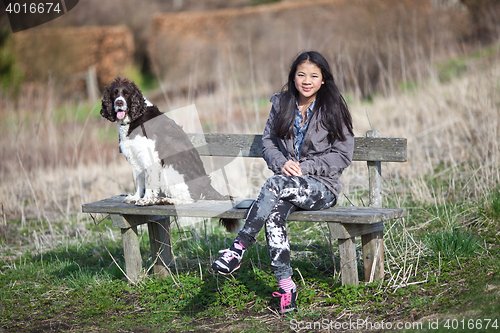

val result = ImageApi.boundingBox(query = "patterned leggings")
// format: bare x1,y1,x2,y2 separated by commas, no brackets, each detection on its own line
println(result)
235,175,337,281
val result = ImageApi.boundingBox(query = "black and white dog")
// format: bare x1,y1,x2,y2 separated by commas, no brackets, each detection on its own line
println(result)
100,77,238,231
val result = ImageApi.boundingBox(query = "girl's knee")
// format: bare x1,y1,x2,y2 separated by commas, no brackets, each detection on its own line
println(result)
264,174,290,192
264,174,282,186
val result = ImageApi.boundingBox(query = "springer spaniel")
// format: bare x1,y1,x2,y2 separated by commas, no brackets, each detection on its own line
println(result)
100,77,238,231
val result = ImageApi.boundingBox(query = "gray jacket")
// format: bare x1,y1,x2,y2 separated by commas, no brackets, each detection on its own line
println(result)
262,94,354,198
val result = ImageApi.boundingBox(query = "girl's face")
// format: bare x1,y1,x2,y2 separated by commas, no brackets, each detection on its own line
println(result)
294,60,324,104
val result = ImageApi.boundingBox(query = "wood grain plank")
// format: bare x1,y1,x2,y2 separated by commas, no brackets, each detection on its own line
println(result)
186,133,407,162
120,225,142,283
339,237,359,286
147,217,171,277
328,221,384,239
83,196,406,224
362,230,384,283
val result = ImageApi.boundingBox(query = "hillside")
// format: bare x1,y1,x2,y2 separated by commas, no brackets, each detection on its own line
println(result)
2,0,470,100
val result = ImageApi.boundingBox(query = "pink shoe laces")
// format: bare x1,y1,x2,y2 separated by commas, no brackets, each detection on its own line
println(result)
272,290,292,315
218,248,242,262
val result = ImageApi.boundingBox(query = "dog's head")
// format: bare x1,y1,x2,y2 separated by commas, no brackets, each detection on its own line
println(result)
100,77,146,124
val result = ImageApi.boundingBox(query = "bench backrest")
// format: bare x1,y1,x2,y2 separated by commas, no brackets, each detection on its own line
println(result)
188,130,406,208
187,131,407,162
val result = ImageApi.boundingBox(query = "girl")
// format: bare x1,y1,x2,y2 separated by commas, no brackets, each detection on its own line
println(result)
212,51,354,315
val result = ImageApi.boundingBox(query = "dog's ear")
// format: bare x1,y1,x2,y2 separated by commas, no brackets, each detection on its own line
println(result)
100,84,116,122
128,81,146,121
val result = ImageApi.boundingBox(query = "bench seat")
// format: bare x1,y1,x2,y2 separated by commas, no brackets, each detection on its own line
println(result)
83,195,405,286
83,195,405,224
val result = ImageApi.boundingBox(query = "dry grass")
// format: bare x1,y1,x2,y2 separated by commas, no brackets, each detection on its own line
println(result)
347,47,500,205
11,26,134,89
0,81,132,223
148,0,468,99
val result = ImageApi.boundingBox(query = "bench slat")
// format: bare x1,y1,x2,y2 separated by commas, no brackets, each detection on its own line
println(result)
82,195,406,224
187,133,407,162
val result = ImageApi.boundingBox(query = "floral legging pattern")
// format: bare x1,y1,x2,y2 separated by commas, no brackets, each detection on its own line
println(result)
236,175,337,281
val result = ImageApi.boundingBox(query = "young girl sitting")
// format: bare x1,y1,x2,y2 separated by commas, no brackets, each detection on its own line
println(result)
212,50,355,315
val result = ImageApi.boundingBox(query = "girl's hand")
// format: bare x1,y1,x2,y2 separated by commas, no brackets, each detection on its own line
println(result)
282,160,303,176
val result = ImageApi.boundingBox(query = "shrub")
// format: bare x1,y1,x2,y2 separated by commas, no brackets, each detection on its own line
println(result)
0,28,24,94
425,227,483,259
480,189,500,222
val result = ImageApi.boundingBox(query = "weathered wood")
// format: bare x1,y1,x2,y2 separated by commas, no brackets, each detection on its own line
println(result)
187,133,407,162
188,133,263,158
328,221,383,239
353,137,407,162
367,130,383,208
110,214,152,228
86,65,99,104
363,130,385,283
338,237,359,286
120,224,142,283
362,230,384,283
84,196,405,224
147,217,171,277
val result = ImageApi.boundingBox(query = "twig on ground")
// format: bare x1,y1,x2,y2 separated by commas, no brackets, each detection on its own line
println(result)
294,267,306,286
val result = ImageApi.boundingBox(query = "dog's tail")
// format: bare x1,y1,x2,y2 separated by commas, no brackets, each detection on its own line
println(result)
201,184,231,200
200,185,242,232
219,218,241,233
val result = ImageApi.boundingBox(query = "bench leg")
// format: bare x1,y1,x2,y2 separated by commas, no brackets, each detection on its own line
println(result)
110,214,150,283
121,226,142,283
147,217,172,277
338,237,359,286
365,130,385,282
362,230,384,283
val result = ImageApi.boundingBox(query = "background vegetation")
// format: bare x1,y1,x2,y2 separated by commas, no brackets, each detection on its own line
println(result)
1,0,500,332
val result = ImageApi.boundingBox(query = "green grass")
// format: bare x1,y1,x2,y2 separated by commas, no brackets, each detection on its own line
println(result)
480,188,500,222
250,0,281,6
51,98,104,125
425,227,483,259
0,28,24,95
123,64,159,93
437,57,468,83
436,41,500,83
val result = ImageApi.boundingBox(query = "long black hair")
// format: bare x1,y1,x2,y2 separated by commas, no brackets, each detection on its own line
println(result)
273,51,354,142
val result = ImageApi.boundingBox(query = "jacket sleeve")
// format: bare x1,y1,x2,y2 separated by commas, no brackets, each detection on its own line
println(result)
299,125,354,177
262,104,289,174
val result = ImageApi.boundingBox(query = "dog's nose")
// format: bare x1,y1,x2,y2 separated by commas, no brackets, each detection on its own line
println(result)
115,100,124,107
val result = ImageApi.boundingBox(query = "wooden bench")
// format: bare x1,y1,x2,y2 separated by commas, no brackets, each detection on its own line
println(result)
82,130,407,286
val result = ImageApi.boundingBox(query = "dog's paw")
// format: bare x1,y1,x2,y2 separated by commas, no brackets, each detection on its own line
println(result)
136,197,155,206
156,197,175,205
124,195,139,204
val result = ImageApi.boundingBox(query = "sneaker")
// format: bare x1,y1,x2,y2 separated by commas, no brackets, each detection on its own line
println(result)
212,245,244,275
273,287,298,315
